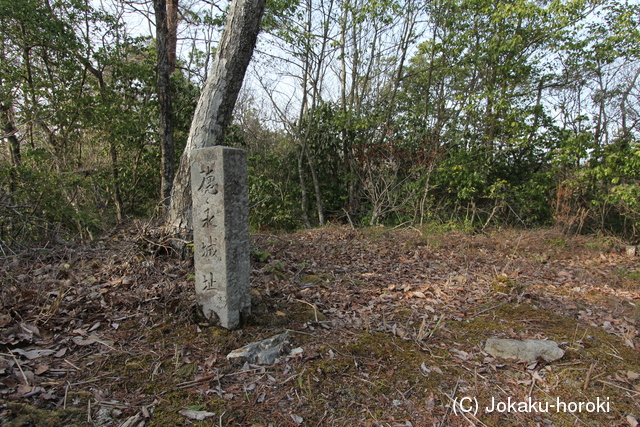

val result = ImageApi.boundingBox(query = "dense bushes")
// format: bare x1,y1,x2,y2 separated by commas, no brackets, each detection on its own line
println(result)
2,0,639,245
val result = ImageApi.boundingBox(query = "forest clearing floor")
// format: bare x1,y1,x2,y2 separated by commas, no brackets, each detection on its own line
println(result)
1,224,640,426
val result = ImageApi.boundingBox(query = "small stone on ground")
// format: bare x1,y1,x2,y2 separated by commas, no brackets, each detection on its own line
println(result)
484,338,564,363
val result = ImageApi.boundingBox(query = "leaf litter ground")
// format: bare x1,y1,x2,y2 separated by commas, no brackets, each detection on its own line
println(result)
1,225,640,426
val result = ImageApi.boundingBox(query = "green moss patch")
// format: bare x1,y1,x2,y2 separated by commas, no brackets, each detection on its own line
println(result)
1,403,86,427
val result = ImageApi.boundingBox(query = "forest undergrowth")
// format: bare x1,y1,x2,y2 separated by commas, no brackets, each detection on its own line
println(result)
1,224,640,426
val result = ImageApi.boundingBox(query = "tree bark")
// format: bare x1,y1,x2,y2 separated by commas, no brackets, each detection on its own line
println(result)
298,147,312,228
110,141,123,223
0,45,20,167
167,0,178,74
305,145,324,225
620,67,640,143
0,102,21,167
166,0,266,233
154,0,175,208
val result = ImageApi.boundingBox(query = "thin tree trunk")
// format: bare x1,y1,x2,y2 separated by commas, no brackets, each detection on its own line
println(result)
299,0,333,226
338,4,355,215
0,103,21,167
110,142,123,222
620,67,640,143
382,4,415,129
593,65,608,153
0,42,20,167
154,0,175,208
167,0,179,74
305,146,324,225
166,0,266,233
298,147,311,228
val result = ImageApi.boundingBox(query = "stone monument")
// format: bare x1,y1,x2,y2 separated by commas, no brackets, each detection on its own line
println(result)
190,146,251,329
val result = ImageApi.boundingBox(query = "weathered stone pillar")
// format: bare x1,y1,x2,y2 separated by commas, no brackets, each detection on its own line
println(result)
191,146,250,329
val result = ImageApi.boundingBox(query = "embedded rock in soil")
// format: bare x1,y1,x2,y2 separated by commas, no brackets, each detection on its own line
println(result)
226,332,289,365
484,338,564,363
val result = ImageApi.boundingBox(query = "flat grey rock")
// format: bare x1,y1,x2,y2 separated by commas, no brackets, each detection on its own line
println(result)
227,332,289,365
484,338,564,363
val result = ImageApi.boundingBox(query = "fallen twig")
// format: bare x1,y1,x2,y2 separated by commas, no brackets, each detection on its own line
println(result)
596,379,640,396
583,362,596,390
8,349,29,387
294,298,319,322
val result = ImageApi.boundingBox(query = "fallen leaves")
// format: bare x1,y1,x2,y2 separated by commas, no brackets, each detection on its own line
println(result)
0,323,40,346
1,226,639,426
9,349,55,360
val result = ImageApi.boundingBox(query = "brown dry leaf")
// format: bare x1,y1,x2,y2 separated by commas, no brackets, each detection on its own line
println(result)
204,354,217,369
627,415,639,427
72,336,96,346
41,391,57,400
451,348,471,361
11,349,55,360
0,323,35,345
0,314,11,327
92,389,108,402
624,337,636,349
15,369,34,385
1,377,17,389
616,372,630,383
16,384,33,396
425,392,436,410
34,364,49,375
628,371,640,381
72,333,113,348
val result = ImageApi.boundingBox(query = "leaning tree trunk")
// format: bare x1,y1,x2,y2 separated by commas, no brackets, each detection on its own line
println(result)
166,0,266,234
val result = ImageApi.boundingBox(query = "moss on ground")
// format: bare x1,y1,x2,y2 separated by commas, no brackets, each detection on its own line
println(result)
4,227,639,426
1,403,86,427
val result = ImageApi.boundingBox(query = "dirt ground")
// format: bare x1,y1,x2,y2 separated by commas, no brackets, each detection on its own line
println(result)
1,224,640,426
